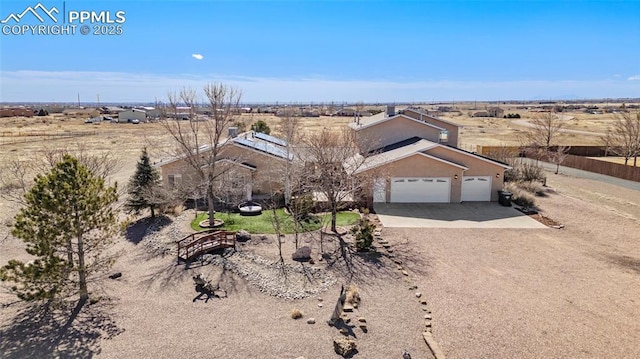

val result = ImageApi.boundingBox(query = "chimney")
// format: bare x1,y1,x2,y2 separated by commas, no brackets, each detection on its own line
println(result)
228,126,238,138
386,105,395,117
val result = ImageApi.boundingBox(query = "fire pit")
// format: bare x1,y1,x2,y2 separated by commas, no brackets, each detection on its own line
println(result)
238,202,262,216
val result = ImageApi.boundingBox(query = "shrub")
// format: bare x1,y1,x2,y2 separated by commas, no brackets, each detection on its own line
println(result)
517,181,546,196
351,218,375,251
345,284,361,307
503,182,537,207
290,308,303,319
290,194,315,221
163,204,184,216
519,163,546,183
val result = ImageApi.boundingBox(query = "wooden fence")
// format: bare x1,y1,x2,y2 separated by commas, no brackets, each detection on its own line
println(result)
477,145,608,157
561,155,640,182
477,145,640,183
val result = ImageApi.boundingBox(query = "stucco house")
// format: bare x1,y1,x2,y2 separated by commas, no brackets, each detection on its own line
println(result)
349,106,510,203
158,131,292,201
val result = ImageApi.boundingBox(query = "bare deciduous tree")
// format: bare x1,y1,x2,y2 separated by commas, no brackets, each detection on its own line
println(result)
276,107,302,205
159,84,242,225
602,112,640,166
547,145,571,174
0,146,121,206
524,111,565,151
302,128,373,233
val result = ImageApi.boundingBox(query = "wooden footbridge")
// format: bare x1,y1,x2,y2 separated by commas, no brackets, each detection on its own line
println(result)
176,229,236,262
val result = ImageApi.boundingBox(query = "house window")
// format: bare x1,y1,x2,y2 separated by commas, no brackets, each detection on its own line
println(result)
167,174,182,189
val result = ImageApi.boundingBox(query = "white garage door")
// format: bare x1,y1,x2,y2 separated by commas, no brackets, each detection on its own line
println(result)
461,176,492,201
390,177,450,203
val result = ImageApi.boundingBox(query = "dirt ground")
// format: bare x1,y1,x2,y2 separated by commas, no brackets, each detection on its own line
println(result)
385,172,640,359
1,105,639,358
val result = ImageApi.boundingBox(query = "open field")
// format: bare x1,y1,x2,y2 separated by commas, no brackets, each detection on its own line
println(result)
1,103,640,358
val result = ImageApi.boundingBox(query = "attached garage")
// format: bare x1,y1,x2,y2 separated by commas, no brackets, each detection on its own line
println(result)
390,177,450,203
373,178,386,203
461,176,492,202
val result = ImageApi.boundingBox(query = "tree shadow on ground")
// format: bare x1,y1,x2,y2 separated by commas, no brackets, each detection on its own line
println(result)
0,298,123,359
138,260,190,293
330,317,358,339
389,237,431,278
323,234,396,285
125,215,172,245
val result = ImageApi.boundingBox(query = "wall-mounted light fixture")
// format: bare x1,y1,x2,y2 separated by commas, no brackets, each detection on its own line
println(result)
454,174,458,180
496,173,500,178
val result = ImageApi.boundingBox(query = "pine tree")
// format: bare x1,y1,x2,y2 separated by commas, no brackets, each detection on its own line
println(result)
126,148,163,217
251,119,271,135
0,155,118,302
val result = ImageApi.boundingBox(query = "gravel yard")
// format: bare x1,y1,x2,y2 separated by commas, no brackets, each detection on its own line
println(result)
2,143,639,358
385,172,640,358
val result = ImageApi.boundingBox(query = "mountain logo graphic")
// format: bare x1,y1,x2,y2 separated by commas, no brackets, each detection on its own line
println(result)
1,3,59,24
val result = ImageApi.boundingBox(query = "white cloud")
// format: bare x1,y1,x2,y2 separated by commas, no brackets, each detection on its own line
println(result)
628,75,640,81
192,54,203,60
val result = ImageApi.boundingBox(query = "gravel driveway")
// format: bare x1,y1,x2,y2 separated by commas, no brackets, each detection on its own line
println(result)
385,174,640,358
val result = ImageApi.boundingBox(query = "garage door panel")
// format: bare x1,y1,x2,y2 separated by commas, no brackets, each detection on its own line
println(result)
461,176,492,201
390,177,450,203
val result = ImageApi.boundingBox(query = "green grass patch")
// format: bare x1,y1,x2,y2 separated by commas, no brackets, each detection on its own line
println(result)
191,210,360,234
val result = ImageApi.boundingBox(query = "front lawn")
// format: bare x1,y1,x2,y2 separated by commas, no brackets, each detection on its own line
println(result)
191,209,360,234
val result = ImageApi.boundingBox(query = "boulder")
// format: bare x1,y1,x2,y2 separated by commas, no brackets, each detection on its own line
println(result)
333,338,357,357
292,246,312,262
236,230,251,242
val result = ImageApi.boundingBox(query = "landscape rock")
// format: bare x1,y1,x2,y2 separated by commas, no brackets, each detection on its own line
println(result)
415,292,422,298
402,270,409,276
236,230,251,242
339,328,350,335
108,272,122,280
318,303,323,308
343,304,354,312
292,246,312,262
333,338,357,357
307,318,316,324
358,317,366,323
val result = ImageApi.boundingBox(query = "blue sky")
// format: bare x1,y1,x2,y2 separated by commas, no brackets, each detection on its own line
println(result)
1,0,639,103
